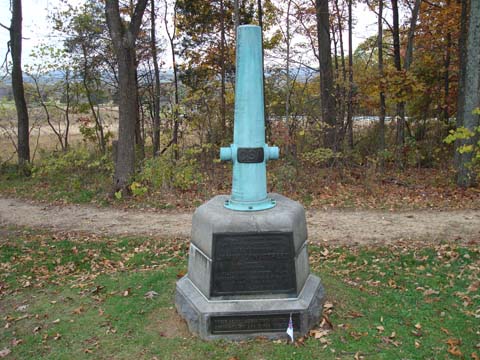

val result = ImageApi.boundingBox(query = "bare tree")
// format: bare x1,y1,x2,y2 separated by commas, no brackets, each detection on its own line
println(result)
378,0,387,162
392,0,405,155
9,0,30,167
346,0,353,149
315,0,336,150
164,0,180,159
105,0,149,193
150,0,161,156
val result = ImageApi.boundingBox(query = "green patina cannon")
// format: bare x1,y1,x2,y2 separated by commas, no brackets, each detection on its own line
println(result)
220,25,279,211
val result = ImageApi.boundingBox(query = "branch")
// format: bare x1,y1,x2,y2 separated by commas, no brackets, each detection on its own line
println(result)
0,22,10,31
130,0,149,39
365,0,394,34
1,40,11,74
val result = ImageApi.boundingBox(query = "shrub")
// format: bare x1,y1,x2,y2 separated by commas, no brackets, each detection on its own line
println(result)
32,147,113,178
138,147,204,191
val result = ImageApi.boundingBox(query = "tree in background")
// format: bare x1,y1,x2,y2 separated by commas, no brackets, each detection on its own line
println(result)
315,0,336,150
105,0,149,193
52,0,113,153
150,0,161,156
8,0,30,167
456,0,480,187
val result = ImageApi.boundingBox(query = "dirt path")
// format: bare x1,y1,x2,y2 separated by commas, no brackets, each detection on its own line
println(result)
0,197,479,246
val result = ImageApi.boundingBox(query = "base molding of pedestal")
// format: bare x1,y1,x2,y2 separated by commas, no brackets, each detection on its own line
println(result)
175,274,325,341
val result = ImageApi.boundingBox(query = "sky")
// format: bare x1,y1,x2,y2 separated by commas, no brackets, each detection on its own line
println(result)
0,0,378,70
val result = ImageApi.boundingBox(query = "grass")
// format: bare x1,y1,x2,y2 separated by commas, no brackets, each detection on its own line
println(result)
1,227,478,359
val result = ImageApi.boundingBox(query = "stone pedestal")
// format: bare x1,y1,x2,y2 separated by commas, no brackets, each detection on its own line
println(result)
175,193,325,340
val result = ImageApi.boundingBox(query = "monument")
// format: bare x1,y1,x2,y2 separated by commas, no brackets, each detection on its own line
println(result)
175,25,325,340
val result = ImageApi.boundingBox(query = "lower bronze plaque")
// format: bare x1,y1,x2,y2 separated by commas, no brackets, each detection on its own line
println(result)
211,313,300,334
211,232,296,296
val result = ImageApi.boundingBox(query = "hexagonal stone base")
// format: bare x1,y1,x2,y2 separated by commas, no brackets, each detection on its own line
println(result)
175,193,325,340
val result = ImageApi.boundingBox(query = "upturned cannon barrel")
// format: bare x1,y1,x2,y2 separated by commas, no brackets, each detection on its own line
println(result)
220,25,279,211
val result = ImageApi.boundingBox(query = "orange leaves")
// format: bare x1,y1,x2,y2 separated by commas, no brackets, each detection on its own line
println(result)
446,338,462,357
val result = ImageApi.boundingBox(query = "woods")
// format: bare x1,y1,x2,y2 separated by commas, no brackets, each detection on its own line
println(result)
1,0,479,193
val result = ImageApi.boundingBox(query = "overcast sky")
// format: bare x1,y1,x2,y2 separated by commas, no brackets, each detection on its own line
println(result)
0,0,378,70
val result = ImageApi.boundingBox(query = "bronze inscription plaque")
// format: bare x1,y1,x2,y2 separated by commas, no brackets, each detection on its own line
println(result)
210,313,300,334
211,232,296,296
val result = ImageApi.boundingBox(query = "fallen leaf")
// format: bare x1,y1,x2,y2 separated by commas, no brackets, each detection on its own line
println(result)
54,333,62,341
144,290,159,299
10,338,22,347
415,323,422,330
441,327,450,335
324,302,334,310
423,289,439,296
52,319,60,324
346,311,364,318
15,305,28,312
448,346,462,357
415,340,421,348
376,325,385,333
123,288,131,297
319,316,333,330
310,329,329,339
91,285,104,295
467,282,479,293
446,338,461,346
72,306,84,315
0,348,11,358
33,326,42,334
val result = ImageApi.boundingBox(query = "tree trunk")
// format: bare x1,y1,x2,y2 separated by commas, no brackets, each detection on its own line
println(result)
346,0,354,149
10,0,30,166
443,30,451,122
404,0,421,71
315,0,336,150
378,0,386,162
392,0,405,154
64,69,71,150
220,0,227,140
150,0,161,156
81,44,106,153
105,0,148,193
333,0,346,139
134,67,145,161
454,0,469,167
456,0,480,187
258,0,270,140
164,0,179,160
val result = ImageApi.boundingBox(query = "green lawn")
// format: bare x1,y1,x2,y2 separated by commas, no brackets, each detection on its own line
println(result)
0,227,478,359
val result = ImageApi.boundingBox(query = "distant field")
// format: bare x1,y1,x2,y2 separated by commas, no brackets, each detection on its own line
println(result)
0,104,119,163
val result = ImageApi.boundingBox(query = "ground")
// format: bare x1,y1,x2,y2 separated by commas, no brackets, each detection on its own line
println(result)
0,195,479,359
0,196,479,246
